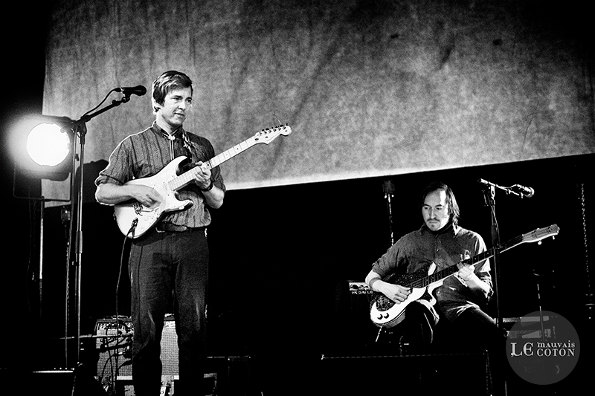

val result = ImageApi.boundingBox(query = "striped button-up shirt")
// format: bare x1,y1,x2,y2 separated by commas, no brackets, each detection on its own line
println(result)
95,121,226,228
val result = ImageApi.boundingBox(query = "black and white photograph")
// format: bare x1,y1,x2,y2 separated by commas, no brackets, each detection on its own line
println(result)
1,1,593,395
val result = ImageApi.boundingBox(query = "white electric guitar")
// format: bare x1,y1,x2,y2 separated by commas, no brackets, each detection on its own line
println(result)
114,124,292,238
369,224,560,328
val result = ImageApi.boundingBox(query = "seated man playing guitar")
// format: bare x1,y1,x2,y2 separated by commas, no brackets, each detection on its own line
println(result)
365,181,504,354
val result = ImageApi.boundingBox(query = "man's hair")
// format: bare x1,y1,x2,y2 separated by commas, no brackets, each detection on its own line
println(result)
420,181,460,226
151,70,193,112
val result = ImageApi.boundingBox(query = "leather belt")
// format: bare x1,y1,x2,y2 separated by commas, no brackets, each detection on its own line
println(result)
156,223,190,233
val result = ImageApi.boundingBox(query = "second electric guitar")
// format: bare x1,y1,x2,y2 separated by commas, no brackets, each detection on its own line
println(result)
114,124,292,238
369,224,560,328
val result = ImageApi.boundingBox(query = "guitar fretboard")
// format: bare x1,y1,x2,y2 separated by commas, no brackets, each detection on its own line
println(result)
207,136,259,169
409,234,526,288
167,125,289,191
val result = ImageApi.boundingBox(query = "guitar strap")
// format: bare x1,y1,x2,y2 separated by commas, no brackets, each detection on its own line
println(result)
165,129,197,173
181,130,196,159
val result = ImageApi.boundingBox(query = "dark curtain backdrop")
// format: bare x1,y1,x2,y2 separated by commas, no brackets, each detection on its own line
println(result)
40,0,595,202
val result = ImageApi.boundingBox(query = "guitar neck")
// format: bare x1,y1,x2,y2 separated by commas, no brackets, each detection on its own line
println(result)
207,136,259,169
170,135,259,191
412,234,526,288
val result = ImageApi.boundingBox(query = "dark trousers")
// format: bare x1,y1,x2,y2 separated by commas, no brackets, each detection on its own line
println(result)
378,304,507,395
444,306,506,350
445,307,509,396
129,228,209,396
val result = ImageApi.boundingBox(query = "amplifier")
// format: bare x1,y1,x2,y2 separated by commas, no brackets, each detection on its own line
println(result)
348,281,373,295
94,317,254,395
95,316,179,380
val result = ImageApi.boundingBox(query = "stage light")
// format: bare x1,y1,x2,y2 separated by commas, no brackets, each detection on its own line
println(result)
26,122,71,166
9,114,75,181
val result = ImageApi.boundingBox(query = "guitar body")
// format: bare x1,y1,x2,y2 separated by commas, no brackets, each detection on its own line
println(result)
114,156,193,238
113,124,293,238
369,264,440,328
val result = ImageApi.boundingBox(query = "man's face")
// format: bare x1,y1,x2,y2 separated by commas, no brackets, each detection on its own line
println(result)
156,87,192,132
422,189,450,231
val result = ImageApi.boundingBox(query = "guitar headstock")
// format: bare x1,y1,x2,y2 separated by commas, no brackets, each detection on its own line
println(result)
522,224,560,244
254,124,292,144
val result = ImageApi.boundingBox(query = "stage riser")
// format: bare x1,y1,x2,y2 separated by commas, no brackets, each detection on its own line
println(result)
318,354,492,396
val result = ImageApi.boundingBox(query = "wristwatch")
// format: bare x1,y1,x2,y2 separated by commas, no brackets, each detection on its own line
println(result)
200,179,214,192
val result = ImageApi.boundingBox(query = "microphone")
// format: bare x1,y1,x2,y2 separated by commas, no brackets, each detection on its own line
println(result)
511,184,535,198
116,85,147,96
477,178,494,187
478,178,534,198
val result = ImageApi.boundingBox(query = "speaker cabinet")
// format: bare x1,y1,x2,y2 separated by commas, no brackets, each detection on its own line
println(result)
94,317,253,395
95,316,178,380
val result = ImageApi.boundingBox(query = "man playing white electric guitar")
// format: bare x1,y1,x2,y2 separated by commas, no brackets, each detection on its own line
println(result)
364,181,560,396
365,181,499,353
95,70,225,396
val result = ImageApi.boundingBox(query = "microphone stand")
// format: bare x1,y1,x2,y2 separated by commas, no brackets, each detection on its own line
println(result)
481,185,503,330
59,94,132,374
478,178,535,330
383,180,395,246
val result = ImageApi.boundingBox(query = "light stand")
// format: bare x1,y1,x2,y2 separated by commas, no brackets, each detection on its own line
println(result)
374,180,396,345
11,88,138,395
11,169,71,363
